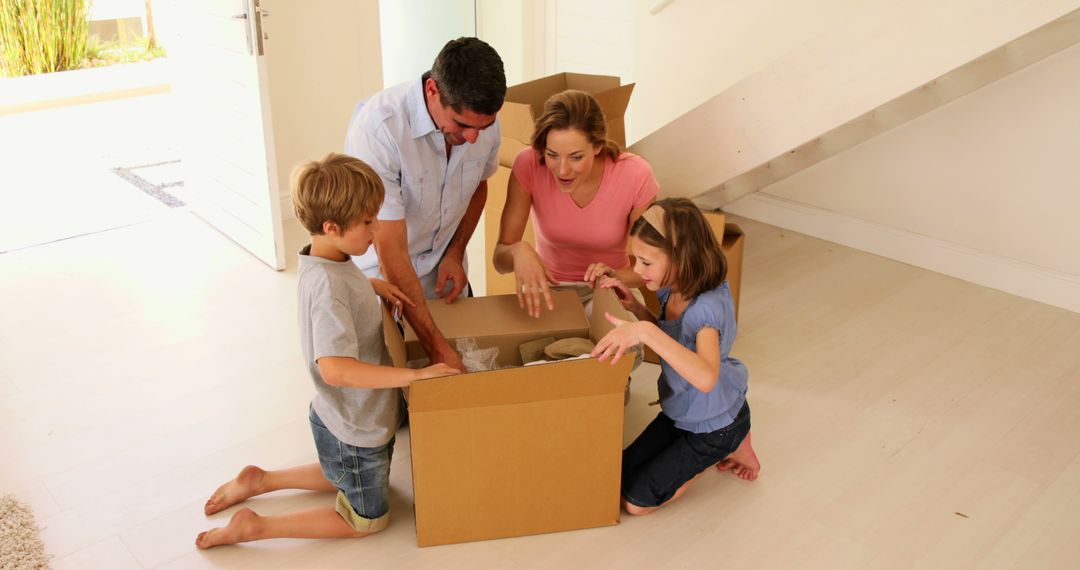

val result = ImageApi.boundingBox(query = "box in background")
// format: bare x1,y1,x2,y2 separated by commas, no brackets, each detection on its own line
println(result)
485,73,635,296
385,288,634,547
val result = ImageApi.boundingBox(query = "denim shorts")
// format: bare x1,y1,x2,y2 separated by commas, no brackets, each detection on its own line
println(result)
309,405,394,532
621,401,751,508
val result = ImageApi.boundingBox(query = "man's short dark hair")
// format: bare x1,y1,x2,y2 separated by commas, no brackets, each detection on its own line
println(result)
430,37,506,116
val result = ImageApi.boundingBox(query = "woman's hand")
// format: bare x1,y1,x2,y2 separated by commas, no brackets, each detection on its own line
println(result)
583,262,616,284
598,275,644,313
511,242,558,318
591,312,649,365
369,278,416,319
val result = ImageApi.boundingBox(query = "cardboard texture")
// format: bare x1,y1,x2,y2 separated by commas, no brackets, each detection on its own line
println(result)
389,288,634,547
485,73,635,296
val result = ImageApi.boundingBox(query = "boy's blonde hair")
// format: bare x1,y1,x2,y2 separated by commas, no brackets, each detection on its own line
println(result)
291,153,384,235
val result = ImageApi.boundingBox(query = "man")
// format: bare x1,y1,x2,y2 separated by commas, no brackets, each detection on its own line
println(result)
345,37,506,371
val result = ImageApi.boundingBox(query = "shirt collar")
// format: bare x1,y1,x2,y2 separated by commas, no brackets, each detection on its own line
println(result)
408,74,438,140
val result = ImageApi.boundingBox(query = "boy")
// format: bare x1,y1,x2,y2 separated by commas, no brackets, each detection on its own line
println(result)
196,153,459,549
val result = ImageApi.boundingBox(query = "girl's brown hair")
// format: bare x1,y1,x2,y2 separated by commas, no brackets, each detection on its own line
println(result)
630,198,727,299
530,89,621,163
291,153,384,235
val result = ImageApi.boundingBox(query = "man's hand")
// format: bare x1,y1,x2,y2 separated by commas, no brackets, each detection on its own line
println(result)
430,341,467,372
369,278,416,318
436,255,469,304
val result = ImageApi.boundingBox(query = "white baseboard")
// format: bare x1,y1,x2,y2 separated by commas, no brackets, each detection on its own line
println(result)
725,193,1080,314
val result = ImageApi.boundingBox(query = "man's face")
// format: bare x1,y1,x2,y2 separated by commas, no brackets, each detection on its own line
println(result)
424,78,497,146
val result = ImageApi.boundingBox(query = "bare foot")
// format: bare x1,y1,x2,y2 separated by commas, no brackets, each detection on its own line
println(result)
196,508,262,549
716,432,760,481
204,465,266,515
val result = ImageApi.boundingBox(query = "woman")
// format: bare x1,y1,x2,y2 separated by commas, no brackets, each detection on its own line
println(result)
493,89,659,319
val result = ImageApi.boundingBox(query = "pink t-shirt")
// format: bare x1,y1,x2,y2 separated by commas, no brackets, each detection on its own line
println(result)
512,147,659,282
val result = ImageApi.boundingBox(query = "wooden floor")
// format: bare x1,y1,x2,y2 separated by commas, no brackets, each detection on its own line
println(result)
2,212,1078,569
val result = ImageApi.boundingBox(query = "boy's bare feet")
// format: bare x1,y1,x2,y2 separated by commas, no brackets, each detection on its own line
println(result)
196,508,262,549
204,465,266,515
716,432,760,481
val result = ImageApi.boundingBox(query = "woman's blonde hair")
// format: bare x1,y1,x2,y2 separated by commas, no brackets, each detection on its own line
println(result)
630,198,727,299
291,153,384,235
530,89,621,163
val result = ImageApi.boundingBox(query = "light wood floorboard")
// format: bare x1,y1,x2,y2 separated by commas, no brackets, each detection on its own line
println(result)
1,212,1077,568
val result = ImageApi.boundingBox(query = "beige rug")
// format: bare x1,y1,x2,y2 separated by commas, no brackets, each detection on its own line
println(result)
0,495,49,569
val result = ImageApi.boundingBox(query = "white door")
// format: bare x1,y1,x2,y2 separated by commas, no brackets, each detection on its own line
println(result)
175,0,286,270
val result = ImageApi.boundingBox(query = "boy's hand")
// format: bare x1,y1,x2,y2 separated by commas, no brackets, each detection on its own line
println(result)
370,278,416,318
415,363,461,381
598,275,642,312
590,312,646,365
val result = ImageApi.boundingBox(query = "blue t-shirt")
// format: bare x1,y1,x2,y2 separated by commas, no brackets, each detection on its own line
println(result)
656,282,748,433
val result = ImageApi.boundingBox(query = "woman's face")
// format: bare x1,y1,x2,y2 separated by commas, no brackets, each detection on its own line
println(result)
543,128,602,194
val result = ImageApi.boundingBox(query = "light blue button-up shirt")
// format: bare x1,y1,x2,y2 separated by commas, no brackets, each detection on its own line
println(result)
345,77,500,296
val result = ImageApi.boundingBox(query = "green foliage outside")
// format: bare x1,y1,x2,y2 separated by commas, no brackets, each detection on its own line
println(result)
87,36,166,67
0,0,90,77
0,0,165,78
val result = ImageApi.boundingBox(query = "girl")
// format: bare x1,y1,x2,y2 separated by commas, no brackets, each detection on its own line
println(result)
591,198,760,515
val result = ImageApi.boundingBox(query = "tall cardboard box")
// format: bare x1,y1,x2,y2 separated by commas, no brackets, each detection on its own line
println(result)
386,289,634,547
484,73,635,296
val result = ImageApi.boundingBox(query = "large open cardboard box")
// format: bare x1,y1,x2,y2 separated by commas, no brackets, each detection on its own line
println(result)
383,288,634,547
484,73,635,296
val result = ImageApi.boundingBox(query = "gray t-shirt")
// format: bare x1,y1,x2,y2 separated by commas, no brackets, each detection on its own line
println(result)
297,245,401,448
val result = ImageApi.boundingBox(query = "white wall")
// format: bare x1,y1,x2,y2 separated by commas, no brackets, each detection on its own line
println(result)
379,0,476,87
727,41,1080,312
264,0,384,212
550,0,1080,312
629,0,864,142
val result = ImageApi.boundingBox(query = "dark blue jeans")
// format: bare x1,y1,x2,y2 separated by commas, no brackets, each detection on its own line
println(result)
621,401,751,508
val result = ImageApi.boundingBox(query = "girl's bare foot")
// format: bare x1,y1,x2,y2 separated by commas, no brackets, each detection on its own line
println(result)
195,507,262,549
716,432,760,481
204,465,266,515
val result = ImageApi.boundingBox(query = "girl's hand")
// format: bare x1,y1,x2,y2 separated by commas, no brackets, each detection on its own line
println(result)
583,262,616,284
511,242,558,318
590,312,647,365
369,278,416,318
598,275,643,312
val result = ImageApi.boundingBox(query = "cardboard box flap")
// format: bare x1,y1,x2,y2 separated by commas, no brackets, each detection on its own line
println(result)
590,286,635,342
591,83,635,147
498,103,537,147
562,72,623,94
405,290,586,341
381,305,407,368
500,72,635,149
407,356,631,413
497,137,529,168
